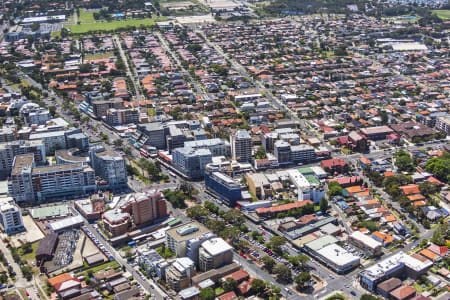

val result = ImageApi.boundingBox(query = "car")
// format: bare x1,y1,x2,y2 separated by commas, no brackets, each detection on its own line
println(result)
351,291,356,296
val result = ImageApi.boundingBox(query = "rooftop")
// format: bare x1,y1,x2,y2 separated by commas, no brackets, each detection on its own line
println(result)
167,221,210,241
201,238,232,256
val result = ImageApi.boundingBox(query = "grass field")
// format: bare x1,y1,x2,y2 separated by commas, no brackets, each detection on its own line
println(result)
79,9,97,23
433,9,450,20
85,52,115,60
66,17,166,34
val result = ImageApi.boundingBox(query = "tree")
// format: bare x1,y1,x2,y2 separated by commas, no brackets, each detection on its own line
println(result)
186,205,209,221
267,236,286,255
327,181,343,196
205,219,225,233
361,295,380,300
419,181,438,198
22,242,32,254
395,150,414,172
222,278,238,292
288,254,310,270
274,263,291,282
204,201,219,214
251,279,266,295
113,139,123,147
320,197,328,214
48,106,57,117
199,287,215,300
261,256,276,272
223,209,245,224
294,272,311,290
255,146,267,159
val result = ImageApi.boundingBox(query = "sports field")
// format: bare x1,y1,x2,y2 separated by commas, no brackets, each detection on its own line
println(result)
433,10,450,20
65,9,167,34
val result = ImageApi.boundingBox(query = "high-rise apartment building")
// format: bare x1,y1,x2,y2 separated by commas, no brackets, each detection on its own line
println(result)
231,130,252,162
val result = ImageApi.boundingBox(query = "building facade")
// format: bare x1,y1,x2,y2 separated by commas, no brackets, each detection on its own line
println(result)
0,140,46,178
0,197,25,234
204,170,242,207
231,130,252,162
89,144,127,188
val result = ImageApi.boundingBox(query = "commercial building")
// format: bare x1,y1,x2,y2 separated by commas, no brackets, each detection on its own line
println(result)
172,147,212,179
359,253,433,292
360,126,394,140
123,190,168,226
184,139,231,157
36,232,59,266
8,154,96,203
303,235,360,274
231,130,252,162
166,222,211,258
105,108,139,125
0,140,46,178
290,144,316,163
103,209,130,237
246,173,270,200
89,144,127,188
376,278,402,298
166,257,195,292
348,231,383,256
204,170,242,207
198,238,233,271
29,130,66,155
136,122,168,149
92,98,124,119
166,125,194,153
0,197,25,234
256,200,313,218
48,215,84,232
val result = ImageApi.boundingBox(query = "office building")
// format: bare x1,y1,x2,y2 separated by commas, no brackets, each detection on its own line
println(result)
290,144,316,163
29,130,66,155
0,197,25,234
166,222,211,258
199,238,233,272
348,231,383,256
166,257,195,292
166,125,194,153
103,209,130,237
0,140,46,178
92,98,124,119
136,122,168,149
172,147,212,179
303,235,360,274
274,140,290,164
184,139,231,157
123,190,168,226
8,154,96,203
204,169,242,207
231,130,252,162
105,108,139,125
89,144,127,188
359,253,433,291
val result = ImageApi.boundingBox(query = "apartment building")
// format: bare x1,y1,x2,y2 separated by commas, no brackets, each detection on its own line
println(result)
8,154,96,202
0,140,46,178
166,222,211,258
0,197,25,234
105,108,139,126
198,238,233,272
166,257,195,292
231,130,252,162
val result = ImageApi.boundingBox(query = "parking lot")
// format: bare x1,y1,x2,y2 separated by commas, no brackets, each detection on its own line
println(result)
81,225,114,260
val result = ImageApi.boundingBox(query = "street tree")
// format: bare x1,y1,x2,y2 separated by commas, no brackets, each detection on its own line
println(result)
294,272,311,290
251,279,266,296
273,263,292,282
222,278,238,292
261,256,276,273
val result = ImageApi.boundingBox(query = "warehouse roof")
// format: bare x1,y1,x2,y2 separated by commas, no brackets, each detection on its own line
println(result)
36,232,58,258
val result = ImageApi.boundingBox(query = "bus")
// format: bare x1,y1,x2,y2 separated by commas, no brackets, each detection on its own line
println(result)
140,149,149,158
